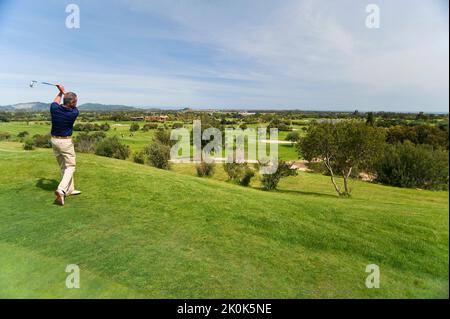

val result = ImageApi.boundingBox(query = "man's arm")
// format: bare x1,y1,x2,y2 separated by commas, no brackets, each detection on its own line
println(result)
53,85,65,104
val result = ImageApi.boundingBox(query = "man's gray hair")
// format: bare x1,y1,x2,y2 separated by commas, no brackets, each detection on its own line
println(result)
63,92,77,105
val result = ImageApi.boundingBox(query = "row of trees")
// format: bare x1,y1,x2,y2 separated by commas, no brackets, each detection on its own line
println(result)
73,123,110,132
299,121,449,196
130,122,183,132
385,124,448,149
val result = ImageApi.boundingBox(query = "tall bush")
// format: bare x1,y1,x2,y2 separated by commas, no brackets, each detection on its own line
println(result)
196,161,215,177
74,132,106,153
223,162,255,186
0,132,11,141
130,123,140,132
375,141,448,190
32,134,52,148
145,142,171,169
95,136,130,159
260,160,297,190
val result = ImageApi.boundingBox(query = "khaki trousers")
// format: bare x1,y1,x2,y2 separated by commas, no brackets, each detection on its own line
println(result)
51,138,76,195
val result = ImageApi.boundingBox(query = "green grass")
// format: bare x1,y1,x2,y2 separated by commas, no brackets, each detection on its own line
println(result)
0,141,448,298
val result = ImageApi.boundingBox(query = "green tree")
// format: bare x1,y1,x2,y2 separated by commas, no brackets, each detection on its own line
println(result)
415,111,428,121
144,142,171,169
74,132,106,153
285,131,301,142
17,131,29,139
366,112,375,127
95,137,130,160
130,123,140,132
299,121,385,197
154,129,175,146
375,141,448,190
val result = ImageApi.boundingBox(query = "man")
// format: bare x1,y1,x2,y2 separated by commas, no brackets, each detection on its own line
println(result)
50,84,81,206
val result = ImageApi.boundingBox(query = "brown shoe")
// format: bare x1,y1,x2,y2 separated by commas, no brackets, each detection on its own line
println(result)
54,190,65,206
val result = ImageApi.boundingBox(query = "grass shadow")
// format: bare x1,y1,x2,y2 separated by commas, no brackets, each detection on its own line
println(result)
275,188,338,198
36,178,58,192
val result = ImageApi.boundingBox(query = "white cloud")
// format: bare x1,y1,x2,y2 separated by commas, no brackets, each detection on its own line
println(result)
1,0,448,110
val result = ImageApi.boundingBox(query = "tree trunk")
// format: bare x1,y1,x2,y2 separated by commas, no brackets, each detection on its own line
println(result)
324,157,342,196
342,167,353,197
330,172,342,196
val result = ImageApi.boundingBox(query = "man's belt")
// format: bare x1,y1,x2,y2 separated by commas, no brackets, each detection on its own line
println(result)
51,135,72,139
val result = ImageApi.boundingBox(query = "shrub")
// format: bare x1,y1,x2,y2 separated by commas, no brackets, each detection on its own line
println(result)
223,162,242,181
74,132,106,153
375,141,449,190
133,151,146,164
172,122,183,129
196,161,215,177
32,134,52,148
154,129,174,146
17,131,29,139
130,123,140,132
239,165,255,186
0,132,11,141
95,136,130,160
73,123,109,132
268,121,291,131
100,123,110,131
260,160,297,191
142,123,158,132
285,131,301,142
23,139,35,150
144,142,171,169
223,162,255,186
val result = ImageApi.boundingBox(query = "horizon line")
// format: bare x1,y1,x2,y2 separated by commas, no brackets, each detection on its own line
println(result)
0,101,448,115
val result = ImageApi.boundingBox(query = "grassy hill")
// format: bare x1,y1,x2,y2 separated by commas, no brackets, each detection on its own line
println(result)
0,141,448,298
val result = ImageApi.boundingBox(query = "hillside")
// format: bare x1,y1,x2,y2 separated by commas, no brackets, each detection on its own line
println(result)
0,142,448,298
0,102,168,111
0,102,49,111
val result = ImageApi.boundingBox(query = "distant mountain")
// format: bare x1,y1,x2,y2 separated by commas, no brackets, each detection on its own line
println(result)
78,103,139,111
0,102,49,111
0,102,197,112
0,102,143,111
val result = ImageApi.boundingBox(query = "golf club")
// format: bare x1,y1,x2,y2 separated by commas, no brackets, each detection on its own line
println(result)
29,80,57,88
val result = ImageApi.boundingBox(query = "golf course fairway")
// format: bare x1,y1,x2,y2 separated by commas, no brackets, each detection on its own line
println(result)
0,142,448,298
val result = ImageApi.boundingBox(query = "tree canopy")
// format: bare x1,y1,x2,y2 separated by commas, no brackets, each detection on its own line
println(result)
299,121,385,196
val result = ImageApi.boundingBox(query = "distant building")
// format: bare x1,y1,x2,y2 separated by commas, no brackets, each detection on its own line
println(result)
130,116,144,121
145,115,169,122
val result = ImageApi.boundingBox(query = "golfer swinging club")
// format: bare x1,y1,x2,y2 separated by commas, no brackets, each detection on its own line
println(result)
50,84,81,206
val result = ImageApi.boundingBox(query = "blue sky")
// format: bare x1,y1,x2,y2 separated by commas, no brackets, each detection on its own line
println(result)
0,0,448,111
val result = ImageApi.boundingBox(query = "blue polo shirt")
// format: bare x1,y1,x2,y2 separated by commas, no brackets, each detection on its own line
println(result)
50,102,79,137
